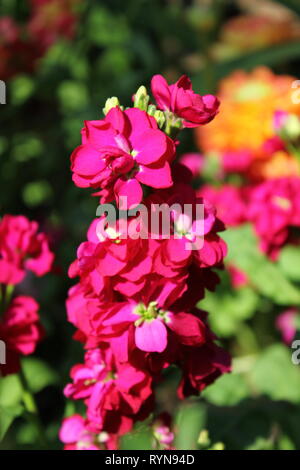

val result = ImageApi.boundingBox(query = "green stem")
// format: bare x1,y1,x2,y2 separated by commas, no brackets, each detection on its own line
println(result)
0,284,14,316
18,365,47,449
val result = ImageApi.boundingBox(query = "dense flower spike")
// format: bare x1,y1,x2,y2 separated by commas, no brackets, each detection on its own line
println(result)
63,74,230,449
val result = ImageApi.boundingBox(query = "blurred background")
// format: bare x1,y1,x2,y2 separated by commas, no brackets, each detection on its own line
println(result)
1,0,300,450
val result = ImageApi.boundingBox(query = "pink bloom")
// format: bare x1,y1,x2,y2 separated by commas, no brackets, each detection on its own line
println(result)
247,177,300,258
59,414,103,450
151,74,219,127
0,296,44,376
153,413,175,449
179,153,203,177
276,309,298,345
198,184,248,227
222,150,252,174
64,348,153,436
273,110,289,133
28,0,78,49
0,17,20,44
64,75,231,448
262,136,285,156
101,301,207,355
0,215,54,285
135,318,168,353
228,264,248,288
71,107,175,208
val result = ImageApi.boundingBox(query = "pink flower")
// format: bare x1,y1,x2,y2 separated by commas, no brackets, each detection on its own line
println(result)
64,348,153,436
28,0,78,49
153,413,175,449
179,153,204,177
151,74,219,127
273,110,289,133
228,264,248,289
0,17,20,43
0,296,44,376
0,215,54,285
71,107,175,208
222,150,252,174
64,75,231,448
59,414,103,450
101,301,207,355
276,309,298,345
198,185,247,227
247,177,300,258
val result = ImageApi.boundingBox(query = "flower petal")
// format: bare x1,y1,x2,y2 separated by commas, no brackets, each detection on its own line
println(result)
135,319,167,353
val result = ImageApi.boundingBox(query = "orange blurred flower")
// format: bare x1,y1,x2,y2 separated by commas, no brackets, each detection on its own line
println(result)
195,67,300,180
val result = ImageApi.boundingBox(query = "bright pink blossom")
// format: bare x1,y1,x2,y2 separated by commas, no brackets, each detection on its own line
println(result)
198,184,248,227
0,215,54,285
179,153,204,177
151,74,219,127
71,107,175,208
276,309,298,345
59,414,104,450
247,177,300,258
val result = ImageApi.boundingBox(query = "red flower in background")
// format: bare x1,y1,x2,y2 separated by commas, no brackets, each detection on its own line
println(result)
0,296,44,376
0,215,54,285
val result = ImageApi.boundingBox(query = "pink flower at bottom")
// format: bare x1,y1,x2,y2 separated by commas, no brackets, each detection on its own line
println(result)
59,415,103,450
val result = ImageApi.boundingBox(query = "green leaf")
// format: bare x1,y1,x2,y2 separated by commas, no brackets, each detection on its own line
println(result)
175,401,206,450
87,7,131,47
0,405,23,441
22,358,58,393
121,421,153,450
278,245,300,282
200,285,258,336
22,181,53,208
202,373,250,406
249,344,300,403
0,374,22,408
10,75,35,106
222,225,300,305
57,81,89,113
215,41,300,79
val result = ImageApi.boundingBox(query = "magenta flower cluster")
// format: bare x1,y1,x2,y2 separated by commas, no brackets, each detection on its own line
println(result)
61,75,230,450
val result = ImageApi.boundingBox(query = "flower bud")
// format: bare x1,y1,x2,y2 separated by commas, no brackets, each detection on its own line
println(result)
147,104,157,116
133,85,149,111
103,96,120,115
154,110,166,128
197,429,210,447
